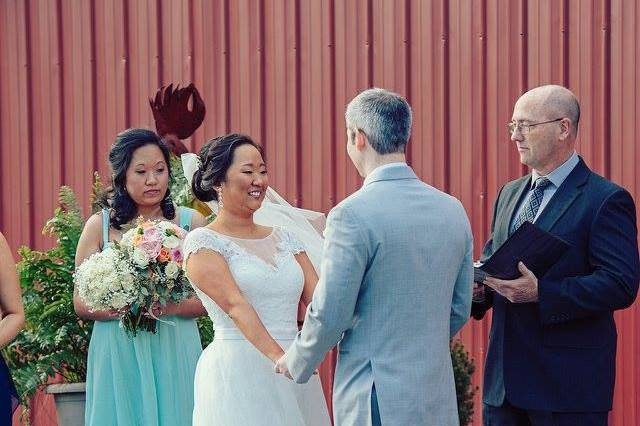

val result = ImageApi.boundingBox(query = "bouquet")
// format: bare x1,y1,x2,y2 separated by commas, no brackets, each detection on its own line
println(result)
76,219,194,336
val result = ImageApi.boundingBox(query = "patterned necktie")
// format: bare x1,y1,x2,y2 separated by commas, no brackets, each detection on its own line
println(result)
510,176,552,235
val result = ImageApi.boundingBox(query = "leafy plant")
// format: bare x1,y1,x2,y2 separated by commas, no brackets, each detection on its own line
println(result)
451,339,477,426
169,153,214,221
90,171,109,214
2,187,92,404
197,317,214,347
169,154,196,209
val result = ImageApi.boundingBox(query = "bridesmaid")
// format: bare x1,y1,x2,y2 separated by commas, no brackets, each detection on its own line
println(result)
74,128,207,426
0,231,25,424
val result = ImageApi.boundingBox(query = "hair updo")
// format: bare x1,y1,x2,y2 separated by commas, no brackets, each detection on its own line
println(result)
108,128,175,229
192,133,264,202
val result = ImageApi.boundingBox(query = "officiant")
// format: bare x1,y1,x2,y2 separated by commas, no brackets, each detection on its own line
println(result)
471,84,639,426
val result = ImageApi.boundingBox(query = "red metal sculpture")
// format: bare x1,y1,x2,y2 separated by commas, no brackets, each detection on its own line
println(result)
149,83,206,155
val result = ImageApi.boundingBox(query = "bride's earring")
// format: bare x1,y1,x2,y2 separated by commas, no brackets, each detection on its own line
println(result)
216,187,224,209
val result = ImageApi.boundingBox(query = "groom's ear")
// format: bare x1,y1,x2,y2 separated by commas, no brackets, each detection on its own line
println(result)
355,130,367,151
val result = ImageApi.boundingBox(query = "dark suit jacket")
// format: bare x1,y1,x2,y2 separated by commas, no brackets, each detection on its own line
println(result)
472,158,640,412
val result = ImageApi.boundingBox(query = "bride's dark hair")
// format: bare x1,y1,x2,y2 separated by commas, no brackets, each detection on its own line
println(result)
108,128,175,229
192,134,264,202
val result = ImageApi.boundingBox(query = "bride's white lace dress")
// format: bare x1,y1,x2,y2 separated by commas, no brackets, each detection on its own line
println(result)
183,226,331,426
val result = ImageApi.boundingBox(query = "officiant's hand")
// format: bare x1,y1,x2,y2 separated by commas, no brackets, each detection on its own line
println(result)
274,355,293,380
483,262,538,303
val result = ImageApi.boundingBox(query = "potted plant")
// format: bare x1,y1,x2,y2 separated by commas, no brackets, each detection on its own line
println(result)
3,186,91,425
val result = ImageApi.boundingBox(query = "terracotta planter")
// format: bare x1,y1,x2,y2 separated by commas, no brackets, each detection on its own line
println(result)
45,383,85,426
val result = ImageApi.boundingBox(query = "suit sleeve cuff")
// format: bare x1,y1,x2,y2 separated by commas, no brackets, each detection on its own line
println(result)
538,278,571,325
283,339,314,384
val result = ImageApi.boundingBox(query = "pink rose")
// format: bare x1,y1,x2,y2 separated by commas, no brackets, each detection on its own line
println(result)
138,239,162,260
143,227,162,241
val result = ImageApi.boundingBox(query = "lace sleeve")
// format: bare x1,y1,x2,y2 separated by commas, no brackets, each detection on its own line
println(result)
278,227,306,255
183,228,238,263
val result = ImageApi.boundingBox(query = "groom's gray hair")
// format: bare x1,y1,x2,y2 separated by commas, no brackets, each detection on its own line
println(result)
345,88,412,154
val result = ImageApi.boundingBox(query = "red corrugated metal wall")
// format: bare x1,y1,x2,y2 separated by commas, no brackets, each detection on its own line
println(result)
1,1,639,425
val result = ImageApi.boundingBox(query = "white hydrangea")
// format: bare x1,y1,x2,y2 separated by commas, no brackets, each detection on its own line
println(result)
75,248,138,312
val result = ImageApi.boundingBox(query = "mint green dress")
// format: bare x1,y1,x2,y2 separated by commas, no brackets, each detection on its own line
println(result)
84,207,201,426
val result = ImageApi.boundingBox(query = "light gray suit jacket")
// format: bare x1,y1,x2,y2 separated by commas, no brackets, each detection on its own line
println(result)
283,164,473,426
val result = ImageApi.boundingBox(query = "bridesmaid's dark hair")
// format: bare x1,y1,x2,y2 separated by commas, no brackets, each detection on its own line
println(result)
192,134,264,202
108,128,175,229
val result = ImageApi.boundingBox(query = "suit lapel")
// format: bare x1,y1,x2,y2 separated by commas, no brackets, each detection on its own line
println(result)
495,176,531,246
535,158,590,232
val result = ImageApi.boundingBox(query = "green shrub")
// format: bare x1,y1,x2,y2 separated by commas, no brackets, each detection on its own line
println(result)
3,187,92,403
451,339,477,425
197,317,214,347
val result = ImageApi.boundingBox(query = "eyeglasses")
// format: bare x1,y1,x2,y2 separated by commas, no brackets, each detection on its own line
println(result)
507,118,564,136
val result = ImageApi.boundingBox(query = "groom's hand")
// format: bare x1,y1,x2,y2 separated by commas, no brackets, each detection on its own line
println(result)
274,355,293,380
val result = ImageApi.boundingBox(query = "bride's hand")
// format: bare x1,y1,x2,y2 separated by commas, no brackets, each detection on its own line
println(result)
274,355,293,380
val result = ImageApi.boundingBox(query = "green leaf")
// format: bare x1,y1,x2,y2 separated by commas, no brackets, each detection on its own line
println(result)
38,299,66,321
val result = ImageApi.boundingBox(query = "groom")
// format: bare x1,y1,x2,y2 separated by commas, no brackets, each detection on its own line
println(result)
275,88,473,425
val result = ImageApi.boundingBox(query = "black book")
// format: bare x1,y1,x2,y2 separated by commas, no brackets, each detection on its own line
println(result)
474,221,570,282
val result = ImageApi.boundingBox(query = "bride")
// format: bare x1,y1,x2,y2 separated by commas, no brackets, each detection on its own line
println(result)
182,134,330,425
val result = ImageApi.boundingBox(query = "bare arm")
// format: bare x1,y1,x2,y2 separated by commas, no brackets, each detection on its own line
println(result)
73,213,119,321
161,297,206,318
0,233,25,348
295,252,319,306
185,249,284,362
